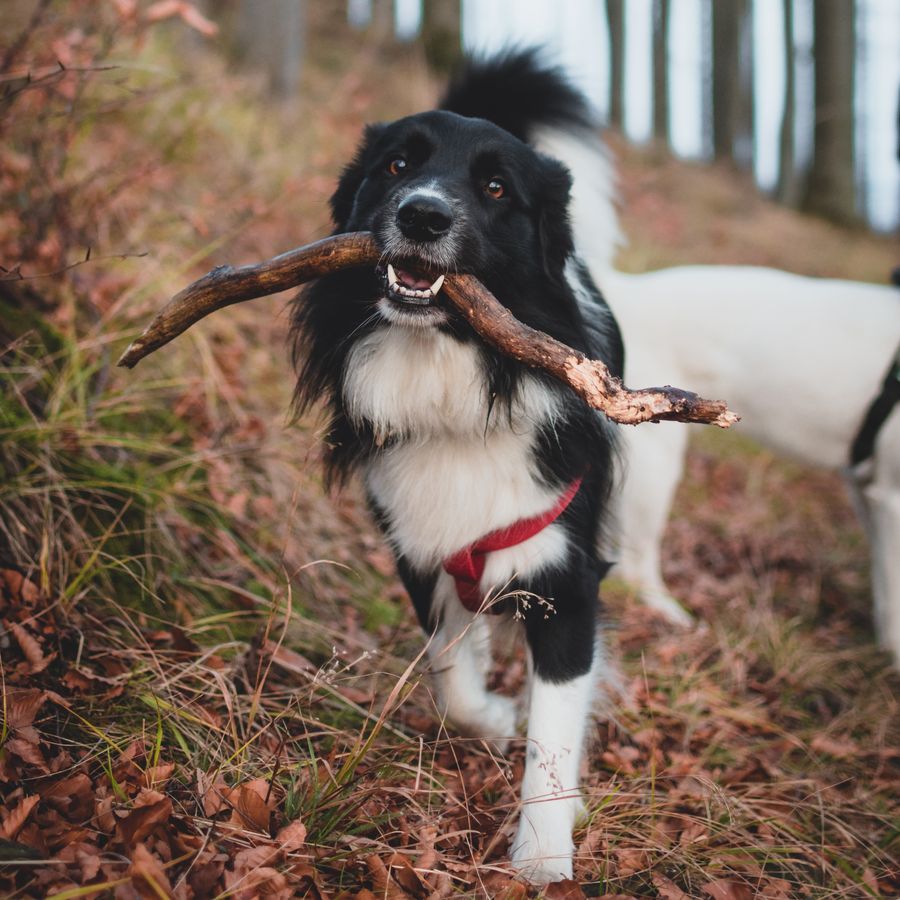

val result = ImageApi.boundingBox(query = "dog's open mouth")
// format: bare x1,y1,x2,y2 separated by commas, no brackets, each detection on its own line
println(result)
380,263,446,307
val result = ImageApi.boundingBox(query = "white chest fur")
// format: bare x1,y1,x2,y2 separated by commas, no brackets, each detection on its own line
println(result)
343,326,567,573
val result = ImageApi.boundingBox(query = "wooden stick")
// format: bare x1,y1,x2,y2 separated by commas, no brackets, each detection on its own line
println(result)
117,233,380,369
117,232,739,428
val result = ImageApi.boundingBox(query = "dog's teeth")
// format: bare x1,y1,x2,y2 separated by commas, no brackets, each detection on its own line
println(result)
387,264,398,286
429,274,445,294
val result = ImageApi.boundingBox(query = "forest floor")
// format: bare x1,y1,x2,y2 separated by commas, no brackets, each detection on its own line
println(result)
1,5,898,898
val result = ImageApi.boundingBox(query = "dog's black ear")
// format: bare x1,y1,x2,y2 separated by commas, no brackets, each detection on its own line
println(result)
536,155,575,280
329,123,386,231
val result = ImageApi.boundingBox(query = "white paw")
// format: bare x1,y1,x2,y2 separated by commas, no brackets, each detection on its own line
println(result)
510,815,574,884
643,590,694,627
449,692,518,753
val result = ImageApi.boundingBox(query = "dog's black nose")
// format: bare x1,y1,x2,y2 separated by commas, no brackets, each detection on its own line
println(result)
396,195,453,242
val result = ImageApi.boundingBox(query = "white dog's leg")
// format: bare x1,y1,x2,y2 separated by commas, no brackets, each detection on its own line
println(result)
863,482,900,664
510,657,597,883
862,436,900,667
614,423,693,625
427,575,517,748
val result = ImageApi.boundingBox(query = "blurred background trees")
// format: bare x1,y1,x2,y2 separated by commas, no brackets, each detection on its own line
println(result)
1,5,897,896
215,0,897,233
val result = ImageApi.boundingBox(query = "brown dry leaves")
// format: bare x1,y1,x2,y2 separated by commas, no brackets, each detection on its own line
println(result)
0,566,318,898
3,5,900,899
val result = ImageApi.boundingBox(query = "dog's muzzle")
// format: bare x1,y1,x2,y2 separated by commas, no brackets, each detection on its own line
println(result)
396,195,453,243
373,190,459,319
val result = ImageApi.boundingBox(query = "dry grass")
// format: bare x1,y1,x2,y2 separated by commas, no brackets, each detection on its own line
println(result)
0,5,897,898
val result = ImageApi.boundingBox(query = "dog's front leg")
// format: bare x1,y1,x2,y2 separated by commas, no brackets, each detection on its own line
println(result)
511,587,599,884
860,468,900,667
427,575,518,749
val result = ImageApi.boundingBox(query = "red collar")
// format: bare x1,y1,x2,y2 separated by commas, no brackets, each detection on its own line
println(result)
442,477,583,613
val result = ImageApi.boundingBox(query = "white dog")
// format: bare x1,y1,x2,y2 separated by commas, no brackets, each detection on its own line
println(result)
595,264,900,664
542,121,900,665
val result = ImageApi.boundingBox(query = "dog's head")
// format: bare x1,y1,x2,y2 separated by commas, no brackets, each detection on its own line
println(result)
330,110,574,327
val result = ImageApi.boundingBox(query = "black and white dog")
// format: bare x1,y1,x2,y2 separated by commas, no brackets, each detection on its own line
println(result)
291,52,621,882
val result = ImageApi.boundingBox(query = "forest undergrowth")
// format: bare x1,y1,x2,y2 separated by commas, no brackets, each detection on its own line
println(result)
0,4,897,898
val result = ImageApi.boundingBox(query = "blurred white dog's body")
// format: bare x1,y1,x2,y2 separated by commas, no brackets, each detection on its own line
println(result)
594,264,900,663
542,126,900,664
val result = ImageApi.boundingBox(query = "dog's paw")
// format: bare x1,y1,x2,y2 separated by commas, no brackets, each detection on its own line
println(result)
509,818,574,884
451,692,518,753
642,589,694,627
447,692,518,754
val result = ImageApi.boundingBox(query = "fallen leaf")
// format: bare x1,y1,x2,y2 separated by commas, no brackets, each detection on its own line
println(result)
810,734,858,759
142,763,175,790
200,773,231,816
128,842,173,898
292,863,326,899
58,841,103,882
3,688,47,731
542,879,587,899
94,790,116,834
228,778,274,833
116,793,172,846
232,841,281,875
0,569,40,603
10,623,52,673
366,855,414,899
678,821,709,846
614,847,647,877
652,873,691,900
4,737,49,772
0,795,39,839
388,852,426,897
263,640,316,676
701,880,755,900
42,772,93,819
224,864,290,899
276,819,307,851
477,871,527,899
188,851,226,897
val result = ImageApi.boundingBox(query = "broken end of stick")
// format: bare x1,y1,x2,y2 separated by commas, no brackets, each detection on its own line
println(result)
117,340,142,368
713,409,741,429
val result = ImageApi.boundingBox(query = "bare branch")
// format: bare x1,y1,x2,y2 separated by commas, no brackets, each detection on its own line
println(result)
117,233,379,369
442,274,739,428
0,248,148,282
117,232,739,428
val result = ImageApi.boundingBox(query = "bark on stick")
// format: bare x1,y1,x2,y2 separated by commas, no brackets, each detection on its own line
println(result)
117,232,739,428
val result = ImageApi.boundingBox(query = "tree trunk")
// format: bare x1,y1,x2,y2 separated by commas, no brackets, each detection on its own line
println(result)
802,0,857,224
422,0,461,73
652,0,670,145
712,0,751,163
734,0,754,167
606,0,625,129
235,0,304,97
777,0,801,205
369,0,394,39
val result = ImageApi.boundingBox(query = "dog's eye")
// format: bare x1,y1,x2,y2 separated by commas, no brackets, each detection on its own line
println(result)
387,157,408,176
484,178,506,199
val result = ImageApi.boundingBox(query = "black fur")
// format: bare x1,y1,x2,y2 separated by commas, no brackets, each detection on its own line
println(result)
290,51,622,683
440,48,594,142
